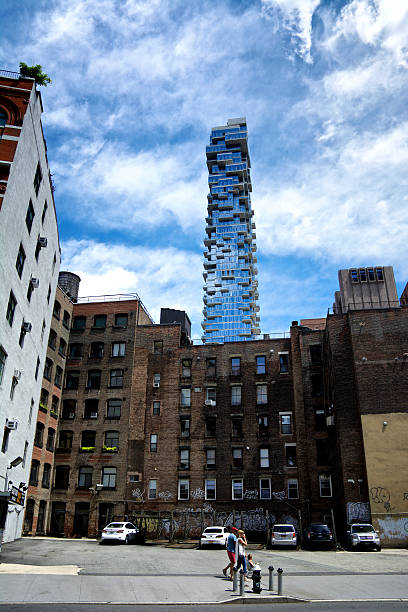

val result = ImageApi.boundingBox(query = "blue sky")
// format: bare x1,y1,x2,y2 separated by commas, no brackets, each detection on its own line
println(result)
2,0,408,339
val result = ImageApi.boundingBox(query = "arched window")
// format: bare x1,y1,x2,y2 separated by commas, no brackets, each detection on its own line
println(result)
0,109,7,127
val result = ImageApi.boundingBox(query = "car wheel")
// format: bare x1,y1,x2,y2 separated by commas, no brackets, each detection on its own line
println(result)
125,535,131,545
376,545,381,552
99,540,105,545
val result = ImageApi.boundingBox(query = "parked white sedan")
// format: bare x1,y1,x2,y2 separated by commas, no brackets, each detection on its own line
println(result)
200,526,228,548
100,522,139,544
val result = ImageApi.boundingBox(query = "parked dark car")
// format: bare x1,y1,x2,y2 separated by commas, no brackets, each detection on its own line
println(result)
302,523,334,549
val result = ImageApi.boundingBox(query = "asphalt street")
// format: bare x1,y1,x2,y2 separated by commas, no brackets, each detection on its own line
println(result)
0,537,407,607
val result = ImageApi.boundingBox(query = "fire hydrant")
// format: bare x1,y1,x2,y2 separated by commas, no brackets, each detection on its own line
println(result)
252,564,262,594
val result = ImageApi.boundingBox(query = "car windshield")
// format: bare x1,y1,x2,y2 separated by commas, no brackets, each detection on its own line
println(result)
311,525,330,533
273,526,293,533
204,528,223,534
351,525,374,533
106,523,125,528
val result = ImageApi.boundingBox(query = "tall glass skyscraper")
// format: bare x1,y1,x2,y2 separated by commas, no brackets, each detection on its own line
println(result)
202,118,260,343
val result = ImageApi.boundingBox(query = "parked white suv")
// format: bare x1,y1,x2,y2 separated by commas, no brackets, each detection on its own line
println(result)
347,523,381,551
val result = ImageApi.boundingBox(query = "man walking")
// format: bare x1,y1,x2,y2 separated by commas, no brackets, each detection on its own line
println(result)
223,526,238,580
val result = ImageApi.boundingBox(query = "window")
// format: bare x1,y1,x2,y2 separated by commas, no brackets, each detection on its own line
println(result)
6,291,17,326
48,329,57,350
367,267,375,281
55,465,70,489
87,369,101,389
260,447,269,468
206,448,216,468
16,243,26,278
42,463,51,488
65,370,79,390
115,313,128,327
0,108,6,126
279,353,289,373
46,428,55,451
231,357,241,375
205,416,216,437
232,447,243,468
232,478,243,500
311,374,323,398
153,401,160,416
316,439,329,465
35,357,40,381
84,399,98,419
40,388,49,409
232,416,243,438
180,416,190,437
153,340,163,354
206,357,216,377
41,320,46,341
256,355,266,374
51,395,59,415
46,284,51,302
180,387,191,407
58,339,67,358
34,423,44,447
153,373,160,387
69,343,83,358
62,400,76,419
231,385,241,405
29,460,40,486
260,478,271,499
37,501,47,533
81,430,96,449
55,366,63,388
375,267,384,281
205,479,216,500
102,466,117,489
206,387,216,403
148,479,157,499
0,346,6,385
150,434,158,452
72,315,86,330
258,415,269,436
93,314,107,329
180,448,189,470
1,427,10,453
182,359,191,377
90,342,104,358
41,200,48,224
29,398,34,424
257,384,267,405
110,369,123,388
310,345,322,365
104,431,119,449
78,466,93,489
18,323,26,348
286,444,297,467
350,269,358,282
10,375,18,400
359,268,367,282
319,474,332,497
59,430,73,449
112,342,125,357
27,281,34,302
53,300,61,319
63,310,70,328
22,440,29,467
34,162,42,196
280,413,292,434
107,399,121,419
288,478,299,499
178,479,189,500
43,358,53,381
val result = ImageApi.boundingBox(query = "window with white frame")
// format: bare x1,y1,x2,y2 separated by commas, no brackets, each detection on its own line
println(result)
232,447,243,468
259,478,271,499
112,342,125,357
288,478,299,499
285,443,297,466
231,357,241,375
153,401,160,416
178,478,189,500
182,359,192,377
206,387,216,402
256,355,266,374
179,448,189,470
153,373,160,386
205,479,216,500
231,385,241,405
150,434,158,452
206,448,216,468
0,346,7,385
180,387,191,406
319,474,332,497
256,384,267,405
259,447,269,468
280,413,292,434
148,479,157,499
102,466,116,489
232,478,243,500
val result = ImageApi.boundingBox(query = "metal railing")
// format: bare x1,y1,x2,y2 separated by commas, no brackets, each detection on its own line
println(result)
75,293,154,322
0,70,21,79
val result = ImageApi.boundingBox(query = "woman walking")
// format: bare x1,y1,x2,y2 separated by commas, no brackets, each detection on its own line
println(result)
235,529,248,577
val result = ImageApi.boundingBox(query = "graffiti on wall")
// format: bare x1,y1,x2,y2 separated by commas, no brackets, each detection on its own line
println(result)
158,490,173,500
243,490,258,500
347,502,370,524
370,487,392,512
377,517,408,542
191,487,205,500
272,491,285,501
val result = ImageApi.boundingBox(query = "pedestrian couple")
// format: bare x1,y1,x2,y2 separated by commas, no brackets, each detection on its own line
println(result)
222,526,248,580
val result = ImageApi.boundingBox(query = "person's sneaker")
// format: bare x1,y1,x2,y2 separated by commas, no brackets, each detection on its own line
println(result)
222,568,227,577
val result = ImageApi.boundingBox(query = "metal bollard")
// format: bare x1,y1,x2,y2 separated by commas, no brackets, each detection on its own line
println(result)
239,569,245,597
268,565,274,591
277,567,283,595
232,566,238,592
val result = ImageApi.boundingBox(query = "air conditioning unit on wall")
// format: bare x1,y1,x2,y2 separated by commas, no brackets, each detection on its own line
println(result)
6,419,18,430
153,382,160,388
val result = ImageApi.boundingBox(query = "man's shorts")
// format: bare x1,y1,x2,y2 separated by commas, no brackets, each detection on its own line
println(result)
227,551,235,563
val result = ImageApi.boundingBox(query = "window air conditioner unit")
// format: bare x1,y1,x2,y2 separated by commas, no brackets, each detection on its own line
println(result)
38,237,48,248
153,382,160,388
68,412,75,419
205,400,216,406
326,415,335,426
6,419,18,430
90,412,98,418
30,277,40,288
22,322,32,333
13,369,22,380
